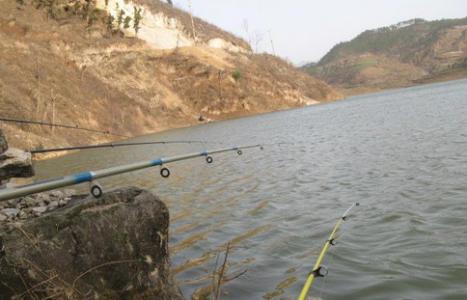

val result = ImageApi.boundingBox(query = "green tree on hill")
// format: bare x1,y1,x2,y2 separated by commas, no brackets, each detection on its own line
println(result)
87,8,100,27
117,9,125,28
133,7,143,36
106,14,115,34
123,16,132,29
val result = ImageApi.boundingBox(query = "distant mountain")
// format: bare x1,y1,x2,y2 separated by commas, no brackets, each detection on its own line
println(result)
303,18,467,94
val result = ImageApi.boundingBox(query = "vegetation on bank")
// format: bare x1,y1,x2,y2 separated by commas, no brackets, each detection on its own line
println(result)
16,0,144,36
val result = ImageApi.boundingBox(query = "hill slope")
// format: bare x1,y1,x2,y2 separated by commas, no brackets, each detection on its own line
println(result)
0,0,341,152
303,18,467,94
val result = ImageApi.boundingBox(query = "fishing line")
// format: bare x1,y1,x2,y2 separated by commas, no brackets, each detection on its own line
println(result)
0,117,128,138
28,141,289,156
29,140,215,155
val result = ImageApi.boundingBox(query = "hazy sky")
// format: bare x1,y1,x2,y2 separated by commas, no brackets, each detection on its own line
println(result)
172,0,467,65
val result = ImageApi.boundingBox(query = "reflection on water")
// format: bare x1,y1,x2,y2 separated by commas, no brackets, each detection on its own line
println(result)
35,79,467,300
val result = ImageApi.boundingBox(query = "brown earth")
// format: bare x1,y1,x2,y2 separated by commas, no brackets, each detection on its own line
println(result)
0,0,341,152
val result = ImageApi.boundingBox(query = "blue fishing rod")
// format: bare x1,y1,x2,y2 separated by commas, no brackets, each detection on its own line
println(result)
0,144,263,202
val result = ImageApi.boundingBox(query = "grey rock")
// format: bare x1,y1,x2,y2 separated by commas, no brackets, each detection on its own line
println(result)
0,214,7,222
15,202,25,210
0,148,34,182
58,199,67,207
63,189,75,196
7,198,19,207
23,197,40,208
0,187,182,299
47,201,59,211
18,210,28,220
1,208,19,218
49,191,64,199
31,206,47,216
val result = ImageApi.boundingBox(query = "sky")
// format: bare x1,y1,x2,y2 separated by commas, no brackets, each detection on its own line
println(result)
172,0,467,65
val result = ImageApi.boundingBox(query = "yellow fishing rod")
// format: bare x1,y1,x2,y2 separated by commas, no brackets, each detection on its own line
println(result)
297,202,359,300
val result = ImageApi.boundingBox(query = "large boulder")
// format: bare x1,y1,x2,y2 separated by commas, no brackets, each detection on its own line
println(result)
0,187,183,300
0,148,35,183
0,129,34,184
0,129,7,154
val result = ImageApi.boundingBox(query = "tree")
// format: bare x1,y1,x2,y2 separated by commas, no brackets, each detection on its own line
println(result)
232,70,242,82
242,19,251,47
123,16,132,29
87,8,100,27
253,31,264,53
106,14,115,34
117,9,125,28
133,7,143,36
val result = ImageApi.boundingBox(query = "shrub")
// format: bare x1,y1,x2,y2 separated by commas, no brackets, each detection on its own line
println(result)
133,7,143,36
232,70,242,81
117,9,125,28
106,14,114,34
123,16,132,29
87,8,100,27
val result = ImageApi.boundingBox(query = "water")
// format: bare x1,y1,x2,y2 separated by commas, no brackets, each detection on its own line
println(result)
34,79,467,300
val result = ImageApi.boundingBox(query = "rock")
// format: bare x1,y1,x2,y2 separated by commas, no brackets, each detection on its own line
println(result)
15,201,26,209
31,206,47,216
64,189,75,196
0,214,7,222
49,190,64,199
1,208,19,219
23,196,40,208
18,210,28,220
7,198,19,207
0,129,7,154
47,200,59,211
0,187,182,300
0,148,35,182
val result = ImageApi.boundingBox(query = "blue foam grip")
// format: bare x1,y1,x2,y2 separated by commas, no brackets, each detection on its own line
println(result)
73,172,94,184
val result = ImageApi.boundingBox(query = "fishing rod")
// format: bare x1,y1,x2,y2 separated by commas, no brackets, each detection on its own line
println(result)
29,140,215,155
0,144,263,202
29,140,295,155
0,117,129,138
297,202,359,300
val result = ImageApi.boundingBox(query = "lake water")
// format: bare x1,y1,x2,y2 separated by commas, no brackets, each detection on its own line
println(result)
35,79,467,300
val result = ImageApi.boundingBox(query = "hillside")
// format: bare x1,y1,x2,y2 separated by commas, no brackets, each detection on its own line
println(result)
303,18,467,94
0,0,341,152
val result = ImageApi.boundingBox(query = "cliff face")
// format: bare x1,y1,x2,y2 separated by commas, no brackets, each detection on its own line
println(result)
303,18,467,94
0,0,341,151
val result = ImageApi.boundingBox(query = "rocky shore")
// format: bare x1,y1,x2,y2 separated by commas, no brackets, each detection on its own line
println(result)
0,189,75,222
0,130,183,299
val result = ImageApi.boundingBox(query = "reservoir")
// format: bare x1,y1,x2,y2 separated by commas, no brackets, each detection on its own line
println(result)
35,78,467,300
